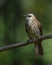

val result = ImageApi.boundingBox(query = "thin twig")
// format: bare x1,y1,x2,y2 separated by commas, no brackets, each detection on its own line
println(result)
0,34,52,52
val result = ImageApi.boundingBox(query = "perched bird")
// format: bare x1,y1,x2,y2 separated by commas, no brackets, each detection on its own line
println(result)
24,13,43,56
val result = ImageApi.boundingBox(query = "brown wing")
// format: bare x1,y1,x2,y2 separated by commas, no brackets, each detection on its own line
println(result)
36,19,43,36
39,25,43,36
34,18,43,36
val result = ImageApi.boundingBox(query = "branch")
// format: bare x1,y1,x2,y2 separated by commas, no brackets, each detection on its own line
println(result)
0,34,52,52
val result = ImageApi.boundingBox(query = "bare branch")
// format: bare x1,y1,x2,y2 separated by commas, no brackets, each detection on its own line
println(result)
0,34,52,52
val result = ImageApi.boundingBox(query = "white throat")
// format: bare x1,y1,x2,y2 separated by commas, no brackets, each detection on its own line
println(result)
28,20,32,26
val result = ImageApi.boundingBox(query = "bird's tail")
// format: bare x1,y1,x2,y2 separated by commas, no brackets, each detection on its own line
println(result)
35,41,43,56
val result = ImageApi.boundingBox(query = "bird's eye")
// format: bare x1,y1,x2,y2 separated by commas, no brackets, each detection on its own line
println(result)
28,15,31,17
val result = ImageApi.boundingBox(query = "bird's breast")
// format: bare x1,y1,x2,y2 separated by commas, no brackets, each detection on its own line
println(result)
25,20,40,38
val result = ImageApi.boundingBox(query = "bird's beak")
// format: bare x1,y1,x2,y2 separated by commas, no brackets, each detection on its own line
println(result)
24,15,27,17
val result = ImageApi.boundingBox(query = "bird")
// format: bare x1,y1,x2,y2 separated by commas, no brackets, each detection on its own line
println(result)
24,13,43,56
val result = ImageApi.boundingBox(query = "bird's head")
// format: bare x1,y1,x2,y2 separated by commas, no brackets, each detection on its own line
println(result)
24,13,36,21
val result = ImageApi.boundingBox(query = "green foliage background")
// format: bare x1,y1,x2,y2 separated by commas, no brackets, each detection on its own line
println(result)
0,0,52,65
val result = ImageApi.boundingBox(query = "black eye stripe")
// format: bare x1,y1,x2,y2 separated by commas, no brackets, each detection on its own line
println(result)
28,15,31,17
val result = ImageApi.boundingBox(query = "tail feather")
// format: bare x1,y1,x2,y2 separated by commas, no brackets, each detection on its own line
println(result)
35,42,43,56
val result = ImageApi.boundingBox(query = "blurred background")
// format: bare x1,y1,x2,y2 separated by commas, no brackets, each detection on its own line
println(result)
0,0,52,65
